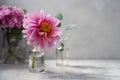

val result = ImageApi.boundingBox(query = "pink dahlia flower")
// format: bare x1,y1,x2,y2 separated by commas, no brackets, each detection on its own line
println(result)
0,5,24,28
22,10,61,49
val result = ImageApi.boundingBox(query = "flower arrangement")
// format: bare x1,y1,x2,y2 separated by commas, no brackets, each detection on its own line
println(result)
22,10,61,71
0,5,24,27
0,5,75,71
55,13,76,66
0,5,24,63
55,13,76,46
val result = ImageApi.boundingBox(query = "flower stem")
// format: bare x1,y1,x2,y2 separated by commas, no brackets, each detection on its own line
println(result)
32,51,37,69
60,51,63,65
10,49,22,61
4,48,22,63
3,51,12,63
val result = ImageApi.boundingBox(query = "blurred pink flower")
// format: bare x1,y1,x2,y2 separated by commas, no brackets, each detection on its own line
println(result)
22,10,61,49
0,5,24,28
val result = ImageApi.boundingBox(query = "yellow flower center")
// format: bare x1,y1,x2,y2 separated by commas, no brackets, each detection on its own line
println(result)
39,22,51,33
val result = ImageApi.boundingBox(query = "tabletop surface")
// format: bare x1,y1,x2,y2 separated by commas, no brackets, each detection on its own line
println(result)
0,60,120,80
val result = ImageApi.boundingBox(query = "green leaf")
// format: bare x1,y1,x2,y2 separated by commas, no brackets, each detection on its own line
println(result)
59,36,70,43
10,28,23,36
23,9,27,14
55,13,63,21
9,28,23,40
63,24,76,31
57,22,62,27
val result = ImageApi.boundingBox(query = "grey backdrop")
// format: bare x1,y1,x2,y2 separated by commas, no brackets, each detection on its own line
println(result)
0,0,120,59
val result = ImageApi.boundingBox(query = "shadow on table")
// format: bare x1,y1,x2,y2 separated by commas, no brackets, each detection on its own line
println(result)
44,64,120,80
45,71,109,80
0,64,27,71
68,65,106,69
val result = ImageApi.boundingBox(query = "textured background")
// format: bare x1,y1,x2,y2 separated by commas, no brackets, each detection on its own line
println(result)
0,0,120,59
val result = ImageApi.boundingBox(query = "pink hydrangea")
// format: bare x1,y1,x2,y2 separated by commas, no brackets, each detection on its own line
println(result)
22,10,61,49
0,5,24,28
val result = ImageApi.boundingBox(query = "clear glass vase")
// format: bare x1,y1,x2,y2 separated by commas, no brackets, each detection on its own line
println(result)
0,36,26,64
29,48,45,73
56,42,69,66
0,27,26,64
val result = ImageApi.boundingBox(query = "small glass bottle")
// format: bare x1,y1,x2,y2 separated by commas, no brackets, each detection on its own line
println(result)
29,48,45,72
56,42,69,66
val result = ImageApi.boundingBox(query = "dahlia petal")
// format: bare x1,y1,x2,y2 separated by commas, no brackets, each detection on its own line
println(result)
27,39,33,45
23,34,30,38
53,36,60,41
22,30,31,34
38,19,42,25
40,10,46,19
47,17,59,27
50,28,61,37
39,32,45,36
38,37,45,49
29,30,38,40
48,38,54,48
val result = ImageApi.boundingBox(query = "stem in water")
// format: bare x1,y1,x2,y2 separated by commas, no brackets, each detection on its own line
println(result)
32,50,37,69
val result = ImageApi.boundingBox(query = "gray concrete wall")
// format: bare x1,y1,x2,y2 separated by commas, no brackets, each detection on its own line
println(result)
0,0,120,59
